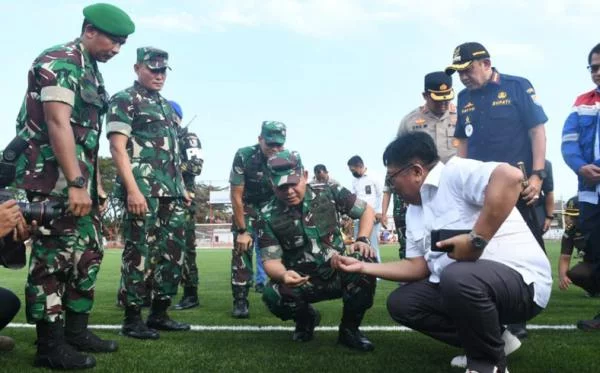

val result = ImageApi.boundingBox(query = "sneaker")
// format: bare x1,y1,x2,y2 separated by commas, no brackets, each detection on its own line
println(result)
451,329,521,368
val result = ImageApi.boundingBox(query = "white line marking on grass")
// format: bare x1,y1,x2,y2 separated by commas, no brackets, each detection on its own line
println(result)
7,323,578,331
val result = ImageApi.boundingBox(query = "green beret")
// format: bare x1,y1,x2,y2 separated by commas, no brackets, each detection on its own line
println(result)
83,3,135,37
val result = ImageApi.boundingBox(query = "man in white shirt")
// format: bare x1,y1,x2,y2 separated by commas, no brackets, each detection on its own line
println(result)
333,132,552,373
347,156,383,262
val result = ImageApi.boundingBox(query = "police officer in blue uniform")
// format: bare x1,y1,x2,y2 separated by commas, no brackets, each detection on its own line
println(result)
446,42,548,340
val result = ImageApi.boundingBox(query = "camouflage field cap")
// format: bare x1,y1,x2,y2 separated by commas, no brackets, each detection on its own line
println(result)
260,121,286,145
83,3,135,37
137,47,171,70
268,150,304,187
564,196,579,217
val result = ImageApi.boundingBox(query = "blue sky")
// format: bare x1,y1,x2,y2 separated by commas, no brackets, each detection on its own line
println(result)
1,0,599,200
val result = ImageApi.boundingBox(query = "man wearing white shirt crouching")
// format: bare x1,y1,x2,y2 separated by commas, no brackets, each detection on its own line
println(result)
332,132,552,373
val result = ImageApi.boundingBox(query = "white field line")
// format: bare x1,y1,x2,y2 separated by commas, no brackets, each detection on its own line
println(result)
6,323,577,332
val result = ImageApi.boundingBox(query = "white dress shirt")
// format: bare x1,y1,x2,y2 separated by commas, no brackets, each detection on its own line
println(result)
351,171,383,214
405,157,552,308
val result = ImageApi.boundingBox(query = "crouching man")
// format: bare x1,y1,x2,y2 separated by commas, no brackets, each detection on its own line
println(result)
257,150,377,351
333,132,552,372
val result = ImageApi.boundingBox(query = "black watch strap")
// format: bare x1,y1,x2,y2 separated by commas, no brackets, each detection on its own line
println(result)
236,228,247,235
356,236,371,246
67,176,86,189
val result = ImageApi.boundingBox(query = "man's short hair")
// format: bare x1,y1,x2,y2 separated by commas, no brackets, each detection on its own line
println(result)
314,164,328,174
383,132,439,167
347,155,364,167
589,43,600,65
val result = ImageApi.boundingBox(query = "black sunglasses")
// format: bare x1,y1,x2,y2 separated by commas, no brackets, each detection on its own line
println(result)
587,64,600,73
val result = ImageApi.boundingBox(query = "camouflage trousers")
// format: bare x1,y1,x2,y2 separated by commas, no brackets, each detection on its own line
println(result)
25,210,103,323
181,203,199,288
262,254,376,324
118,197,186,307
394,214,407,259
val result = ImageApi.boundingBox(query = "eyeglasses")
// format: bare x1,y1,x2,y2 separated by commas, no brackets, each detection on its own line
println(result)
385,163,414,185
587,64,600,73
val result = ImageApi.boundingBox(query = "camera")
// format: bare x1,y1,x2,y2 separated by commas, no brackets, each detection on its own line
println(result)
0,136,63,226
0,190,63,226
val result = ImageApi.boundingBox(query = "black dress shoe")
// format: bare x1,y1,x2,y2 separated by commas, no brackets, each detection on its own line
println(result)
338,326,374,352
173,296,200,310
507,324,528,340
146,315,191,331
292,307,321,342
121,319,160,340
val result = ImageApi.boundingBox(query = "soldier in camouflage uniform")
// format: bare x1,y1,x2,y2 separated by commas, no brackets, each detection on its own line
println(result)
258,150,377,351
13,3,134,369
229,121,286,318
382,186,407,258
107,47,190,340
170,100,203,310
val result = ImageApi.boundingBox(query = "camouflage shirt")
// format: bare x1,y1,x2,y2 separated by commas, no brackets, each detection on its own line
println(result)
14,38,107,198
257,184,366,275
106,81,185,197
229,144,274,213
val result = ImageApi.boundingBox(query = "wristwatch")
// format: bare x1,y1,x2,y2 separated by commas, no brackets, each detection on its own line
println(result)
356,236,371,246
469,231,488,250
531,169,548,180
67,176,86,189
236,228,247,235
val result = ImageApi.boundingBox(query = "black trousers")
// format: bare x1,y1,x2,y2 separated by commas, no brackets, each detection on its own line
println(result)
580,201,600,263
516,199,545,252
0,287,20,331
387,260,542,372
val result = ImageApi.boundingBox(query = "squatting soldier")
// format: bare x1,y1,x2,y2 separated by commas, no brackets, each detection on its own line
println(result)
14,3,134,369
257,150,377,351
170,100,203,310
108,47,190,340
229,121,285,318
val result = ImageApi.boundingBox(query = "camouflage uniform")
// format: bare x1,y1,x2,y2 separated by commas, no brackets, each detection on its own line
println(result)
178,127,203,291
14,38,107,324
229,122,286,304
107,49,187,308
258,152,376,327
383,184,407,259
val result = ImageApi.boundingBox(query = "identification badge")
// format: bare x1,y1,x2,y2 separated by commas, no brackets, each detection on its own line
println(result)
365,185,372,194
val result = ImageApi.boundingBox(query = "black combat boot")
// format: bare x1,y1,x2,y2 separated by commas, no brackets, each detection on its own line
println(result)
231,286,249,319
65,311,118,353
337,309,374,352
292,305,321,342
147,299,191,331
34,320,96,369
121,306,160,340
173,287,200,310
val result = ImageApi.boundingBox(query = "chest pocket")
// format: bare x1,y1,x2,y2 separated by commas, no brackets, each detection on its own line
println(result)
270,213,305,252
488,104,518,120
310,194,338,238
76,72,106,151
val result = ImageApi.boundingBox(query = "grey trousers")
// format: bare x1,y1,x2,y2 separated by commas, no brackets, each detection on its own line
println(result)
387,260,542,372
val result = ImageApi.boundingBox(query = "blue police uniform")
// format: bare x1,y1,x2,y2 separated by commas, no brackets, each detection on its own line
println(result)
454,68,548,253
454,69,548,174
